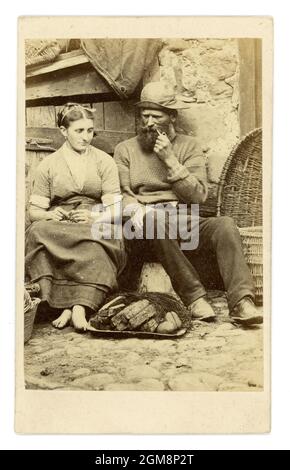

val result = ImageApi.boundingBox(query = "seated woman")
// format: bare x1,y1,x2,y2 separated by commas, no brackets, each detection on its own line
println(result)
25,103,126,331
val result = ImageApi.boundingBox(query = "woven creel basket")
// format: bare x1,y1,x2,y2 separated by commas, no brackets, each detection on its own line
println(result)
25,40,61,67
24,288,40,343
217,128,263,304
217,128,262,228
239,226,263,306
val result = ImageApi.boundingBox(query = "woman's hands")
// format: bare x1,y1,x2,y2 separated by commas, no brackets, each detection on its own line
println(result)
46,208,94,223
68,209,95,224
30,206,99,224
46,207,68,221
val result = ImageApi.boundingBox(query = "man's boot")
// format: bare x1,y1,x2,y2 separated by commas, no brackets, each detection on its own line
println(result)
230,297,263,326
188,297,216,321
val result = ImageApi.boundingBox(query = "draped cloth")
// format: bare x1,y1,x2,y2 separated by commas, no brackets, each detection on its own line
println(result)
81,39,163,98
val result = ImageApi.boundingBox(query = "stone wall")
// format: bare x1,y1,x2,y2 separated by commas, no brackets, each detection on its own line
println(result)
158,38,240,184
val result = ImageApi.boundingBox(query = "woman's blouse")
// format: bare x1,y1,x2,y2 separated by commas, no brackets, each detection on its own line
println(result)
30,142,122,209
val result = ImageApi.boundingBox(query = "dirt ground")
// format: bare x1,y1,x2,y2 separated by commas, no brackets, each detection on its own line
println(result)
24,291,263,391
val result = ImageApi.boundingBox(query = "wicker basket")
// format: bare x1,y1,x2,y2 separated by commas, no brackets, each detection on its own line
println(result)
25,40,61,67
217,128,263,304
239,226,263,305
217,128,262,228
24,288,40,343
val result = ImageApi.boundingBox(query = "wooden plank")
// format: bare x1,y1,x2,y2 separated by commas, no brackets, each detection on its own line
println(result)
26,127,135,155
25,150,32,227
239,39,256,135
25,150,32,205
92,102,104,130
121,300,150,321
140,318,158,332
104,101,136,132
25,150,52,226
26,106,56,127
94,130,135,154
254,39,262,128
27,151,50,193
26,50,89,78
26,62,112,102
57,49,84,60
128,304,156,330
26,127,64,150
110,311,129,331
238,39,262,136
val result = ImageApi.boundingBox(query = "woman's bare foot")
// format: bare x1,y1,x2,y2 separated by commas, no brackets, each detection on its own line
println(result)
52,309,72,329
72,305,88,331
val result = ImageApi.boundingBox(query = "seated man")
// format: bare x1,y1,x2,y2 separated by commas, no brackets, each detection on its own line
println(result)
114,81,262,326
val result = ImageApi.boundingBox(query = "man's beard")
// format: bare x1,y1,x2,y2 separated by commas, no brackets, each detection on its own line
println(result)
138,123,171,152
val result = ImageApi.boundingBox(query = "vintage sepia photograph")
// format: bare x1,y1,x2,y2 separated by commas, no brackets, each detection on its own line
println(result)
16,17,272,434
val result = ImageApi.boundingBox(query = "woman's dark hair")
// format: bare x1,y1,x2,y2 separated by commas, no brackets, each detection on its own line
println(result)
57,102,95,128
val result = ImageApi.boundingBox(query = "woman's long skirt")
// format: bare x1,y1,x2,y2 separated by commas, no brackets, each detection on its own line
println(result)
25,220,126,311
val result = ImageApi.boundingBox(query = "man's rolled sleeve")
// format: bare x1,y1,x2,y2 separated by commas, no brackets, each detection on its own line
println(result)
169,140,208,204
167,162,190,183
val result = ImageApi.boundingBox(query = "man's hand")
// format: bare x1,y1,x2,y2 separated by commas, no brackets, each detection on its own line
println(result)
131,205,153,235
131,205,147,233
153,132,175,163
